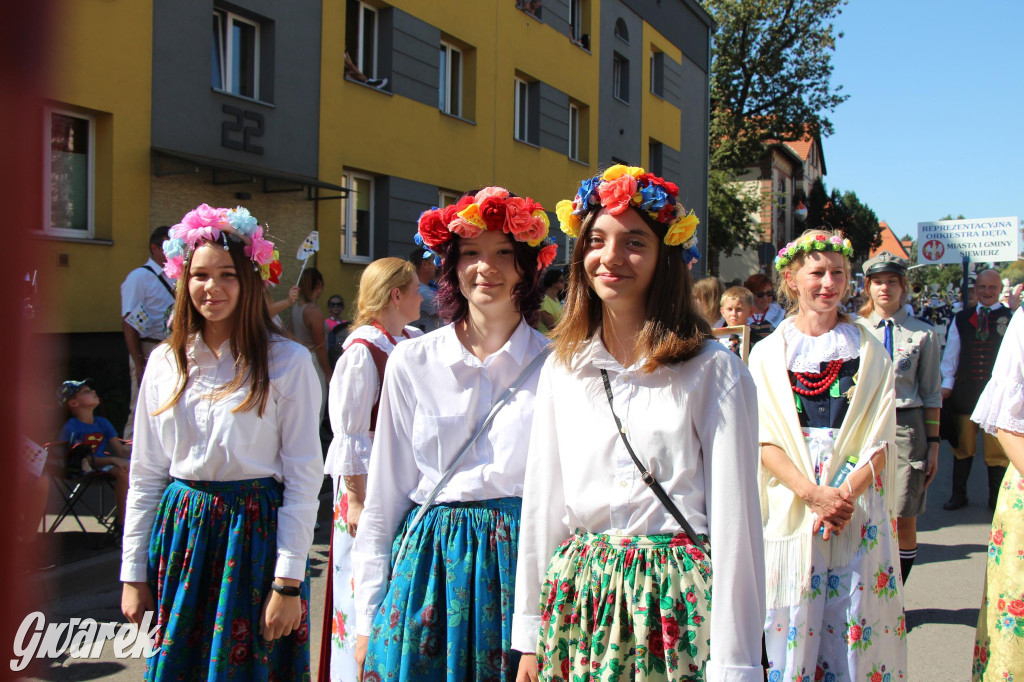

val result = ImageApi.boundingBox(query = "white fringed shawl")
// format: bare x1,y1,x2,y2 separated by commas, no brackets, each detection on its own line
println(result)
748,321,897,609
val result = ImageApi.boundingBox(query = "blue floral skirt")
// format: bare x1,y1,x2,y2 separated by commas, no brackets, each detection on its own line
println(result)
145,478,311,682
364,497,522,682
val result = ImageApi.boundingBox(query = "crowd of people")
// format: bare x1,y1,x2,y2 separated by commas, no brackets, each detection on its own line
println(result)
83,166,1022,682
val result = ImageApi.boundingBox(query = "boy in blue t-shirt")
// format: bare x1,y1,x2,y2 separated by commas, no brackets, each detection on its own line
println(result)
58,379,130,532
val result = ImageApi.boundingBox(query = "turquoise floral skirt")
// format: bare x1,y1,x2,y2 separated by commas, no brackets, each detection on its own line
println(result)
536,531,713,682
364,497,522,682
145,478,311,681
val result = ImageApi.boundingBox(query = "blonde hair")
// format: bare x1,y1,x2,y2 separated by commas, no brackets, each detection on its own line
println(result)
859,272,908,317
721,286,754,308
352,257,417,329
775,228,852,321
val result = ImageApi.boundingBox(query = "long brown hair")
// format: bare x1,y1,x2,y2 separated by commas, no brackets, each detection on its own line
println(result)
858,272,907,318
552,207,710,373
157,239,277,416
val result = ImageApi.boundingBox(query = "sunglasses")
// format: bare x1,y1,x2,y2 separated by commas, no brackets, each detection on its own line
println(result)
754,291,774,299
328,301,344,307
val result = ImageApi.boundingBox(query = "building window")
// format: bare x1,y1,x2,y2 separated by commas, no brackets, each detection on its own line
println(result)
341,171,374,261
346,0,380,80
650,50,664,97
568,104,580,161
614,18,629,43
439,41,462,117
439,189,461,207
45,108,94,237
649,140,663,177
512,76,528,140
516,0,542,20
613,53,629,103
212,9,260,100
569,0,589,47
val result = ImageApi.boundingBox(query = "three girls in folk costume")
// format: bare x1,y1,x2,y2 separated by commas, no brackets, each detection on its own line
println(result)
970,306,1024,681
748,230,906,681
321,258,423,681
856,252,943,583
352,187,559,681
120,204,323,680
513,165,766,681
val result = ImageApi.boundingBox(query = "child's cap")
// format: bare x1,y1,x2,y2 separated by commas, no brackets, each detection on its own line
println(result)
58,379,93,405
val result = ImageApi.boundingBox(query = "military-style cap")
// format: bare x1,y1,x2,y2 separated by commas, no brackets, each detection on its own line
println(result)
58,378,92,405
862,251,907,277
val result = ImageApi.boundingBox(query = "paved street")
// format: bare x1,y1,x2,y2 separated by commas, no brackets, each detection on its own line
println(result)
19,443,995,681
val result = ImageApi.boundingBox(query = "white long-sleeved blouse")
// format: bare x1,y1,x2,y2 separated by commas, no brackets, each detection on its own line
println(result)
323,324,422,477
511,336,766,682
120,336,324,583
352,319,550,635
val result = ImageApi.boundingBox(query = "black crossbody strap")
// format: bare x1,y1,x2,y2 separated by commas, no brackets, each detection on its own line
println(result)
600,369,710,559
143,265,175,297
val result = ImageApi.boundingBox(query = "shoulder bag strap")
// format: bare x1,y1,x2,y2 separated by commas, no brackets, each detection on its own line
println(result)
143,265,175,297
393,345,551,565
600,368,710,559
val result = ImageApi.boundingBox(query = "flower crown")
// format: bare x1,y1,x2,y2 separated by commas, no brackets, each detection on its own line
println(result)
163,204,282,285
774,233,854,271
414,187,557,268
555,165,701,262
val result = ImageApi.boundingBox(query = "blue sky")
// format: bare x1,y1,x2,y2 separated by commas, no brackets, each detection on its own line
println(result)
823,1,1023,241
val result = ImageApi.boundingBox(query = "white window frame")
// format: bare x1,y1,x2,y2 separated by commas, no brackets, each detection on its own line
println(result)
439,189,461,208
43,106,95,238
569,0,582,43
514,77,530,142
353,2,379,78
568,104,580,161
613,53,629,103
341,170,374,263
439,41,462,117
213,9,261,100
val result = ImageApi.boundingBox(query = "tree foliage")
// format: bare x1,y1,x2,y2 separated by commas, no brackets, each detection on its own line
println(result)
707,169,763,256
803,179,882,260
705,0,849,254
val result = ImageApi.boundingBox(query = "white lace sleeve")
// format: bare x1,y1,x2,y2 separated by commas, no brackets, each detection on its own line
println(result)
972,308,1024,435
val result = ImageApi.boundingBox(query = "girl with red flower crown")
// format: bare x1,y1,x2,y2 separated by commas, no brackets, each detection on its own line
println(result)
513,166,764,681
749,228,905,680
120,204,323,680
353,188,553,681
318,257,424,681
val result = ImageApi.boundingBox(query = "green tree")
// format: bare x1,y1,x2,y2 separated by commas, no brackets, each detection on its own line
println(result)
803,179,882,260
705,0,849,255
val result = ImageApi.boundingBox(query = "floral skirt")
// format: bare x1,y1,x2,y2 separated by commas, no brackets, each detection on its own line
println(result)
536,530,713,682
323,477,357,682
145,478,311,682
364,497,521,682
973,465,1024,681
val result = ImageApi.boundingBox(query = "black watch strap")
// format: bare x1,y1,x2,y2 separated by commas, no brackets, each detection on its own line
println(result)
270,582,301,597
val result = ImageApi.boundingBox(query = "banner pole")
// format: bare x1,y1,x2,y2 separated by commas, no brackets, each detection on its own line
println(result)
961,254,970,309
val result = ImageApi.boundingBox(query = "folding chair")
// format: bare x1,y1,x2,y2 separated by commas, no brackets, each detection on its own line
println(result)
42,441,118,536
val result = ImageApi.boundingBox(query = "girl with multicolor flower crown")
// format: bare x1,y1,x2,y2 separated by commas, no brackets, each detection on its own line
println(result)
748,228,906,681
512,165,766,681
120,204,323,681
352,187,555,681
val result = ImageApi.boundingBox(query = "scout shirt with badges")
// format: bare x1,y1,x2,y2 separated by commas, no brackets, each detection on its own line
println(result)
859,308,943,410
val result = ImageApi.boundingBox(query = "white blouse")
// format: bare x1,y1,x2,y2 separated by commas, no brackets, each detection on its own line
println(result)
120,336,324,583
352,319,550,635
973,307,1024,435
324,324,422,477
512,336,766,681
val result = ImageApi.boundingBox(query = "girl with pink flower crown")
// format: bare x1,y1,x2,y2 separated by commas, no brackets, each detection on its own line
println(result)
749,228,906,681
120,204,323,681
352,187,556,682
513,166,765,681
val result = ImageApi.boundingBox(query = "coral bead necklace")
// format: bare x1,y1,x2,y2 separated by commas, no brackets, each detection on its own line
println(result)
791,360,843,396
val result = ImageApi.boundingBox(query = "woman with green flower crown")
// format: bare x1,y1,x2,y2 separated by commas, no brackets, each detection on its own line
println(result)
513,166,766,681
748,228,906,681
